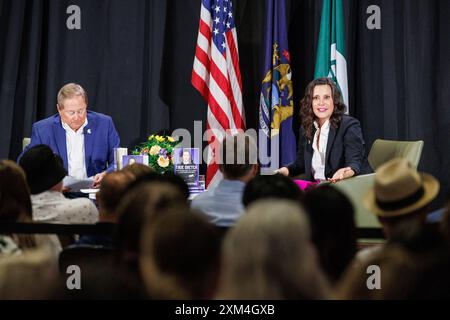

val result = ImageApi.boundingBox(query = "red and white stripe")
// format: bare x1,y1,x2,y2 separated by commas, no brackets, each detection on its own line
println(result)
192,2,246,188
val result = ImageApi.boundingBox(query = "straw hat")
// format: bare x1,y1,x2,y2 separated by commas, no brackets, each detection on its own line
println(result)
364,158,439,217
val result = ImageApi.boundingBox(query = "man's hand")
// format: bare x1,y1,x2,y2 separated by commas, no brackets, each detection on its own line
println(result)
61,186,71,193
328,167,354,183
276,167,290,177
92,171,107,188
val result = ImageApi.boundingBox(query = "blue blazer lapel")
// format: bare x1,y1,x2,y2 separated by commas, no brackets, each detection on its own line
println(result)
84,112,96,174
53,116,68,169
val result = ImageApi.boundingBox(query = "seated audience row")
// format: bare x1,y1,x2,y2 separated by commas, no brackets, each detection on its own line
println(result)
1,134,449,300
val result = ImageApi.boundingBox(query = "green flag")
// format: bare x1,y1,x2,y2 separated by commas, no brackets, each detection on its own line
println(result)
314,0,349,112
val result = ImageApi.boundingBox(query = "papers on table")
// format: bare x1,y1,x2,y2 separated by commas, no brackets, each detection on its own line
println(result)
63,176,94,192
80,188,99,200
80,189,100,194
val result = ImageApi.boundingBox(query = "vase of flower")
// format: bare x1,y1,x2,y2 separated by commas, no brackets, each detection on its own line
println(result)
131,134,178,174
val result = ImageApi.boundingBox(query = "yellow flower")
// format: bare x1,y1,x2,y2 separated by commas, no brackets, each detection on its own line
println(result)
157,156,170,168
149,145,161,156
148,135,154,140
155,136,165,142
167,136,175,142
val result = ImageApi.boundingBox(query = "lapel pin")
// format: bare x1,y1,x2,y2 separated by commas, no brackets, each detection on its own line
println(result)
87,129,91,134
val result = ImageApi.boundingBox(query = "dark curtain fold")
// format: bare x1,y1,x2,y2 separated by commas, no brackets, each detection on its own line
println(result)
1,0,449,201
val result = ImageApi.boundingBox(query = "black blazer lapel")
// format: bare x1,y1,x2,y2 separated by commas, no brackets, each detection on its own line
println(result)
324,126,337,177
304,128,315,180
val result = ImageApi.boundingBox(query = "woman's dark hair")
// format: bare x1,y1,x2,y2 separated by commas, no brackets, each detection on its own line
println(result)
302,185,356,284
242,174,303,207
300,78,346,142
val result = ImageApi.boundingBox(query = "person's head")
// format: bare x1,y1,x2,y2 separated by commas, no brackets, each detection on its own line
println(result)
0,160,32,222
302,185,357,284
364,158,440,239
336,244,419,300
242,173,303,208
139,207,222,299
300,78,346,141
57,83,88,132
114,181,188,270
0,247,60,299
96,171,135,221
121,163,155,180
181,150,192,165
19,145,67,194
126,171,190,201
337,237,450,299
217,199,330,299
218,133,258,182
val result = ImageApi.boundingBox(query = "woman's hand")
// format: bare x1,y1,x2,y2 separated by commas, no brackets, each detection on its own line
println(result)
276,167,290,176
328,167,354,183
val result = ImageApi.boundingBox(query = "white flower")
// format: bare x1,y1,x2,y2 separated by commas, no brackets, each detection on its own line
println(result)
149,145,161,156
157,156,170,168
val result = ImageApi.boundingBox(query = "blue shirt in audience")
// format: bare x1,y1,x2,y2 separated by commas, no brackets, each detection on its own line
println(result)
191,179,246,227
426,207,446,223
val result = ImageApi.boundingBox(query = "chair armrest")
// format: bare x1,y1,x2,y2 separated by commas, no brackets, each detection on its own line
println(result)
333,173,381,229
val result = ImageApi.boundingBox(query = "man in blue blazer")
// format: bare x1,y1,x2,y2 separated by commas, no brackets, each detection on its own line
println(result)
19,83,120,187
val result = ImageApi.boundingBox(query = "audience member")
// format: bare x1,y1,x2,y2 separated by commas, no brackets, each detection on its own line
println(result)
121,162,155,180
127,171,190,201
217,199,330,299
74,171,134,247
357,158,440,263
337,226,450,299
242,173,303,207
0,247,60,299
191,133,258,227
19,145,98,224
0,160,61,256
114,181,188,271
139,207,221,299
302,185,357,284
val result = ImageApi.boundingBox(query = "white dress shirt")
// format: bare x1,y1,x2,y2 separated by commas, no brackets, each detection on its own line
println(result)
62,119,88,179
311,120,330,181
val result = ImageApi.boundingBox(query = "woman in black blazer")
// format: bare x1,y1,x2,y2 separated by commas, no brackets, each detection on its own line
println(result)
278,78,371,182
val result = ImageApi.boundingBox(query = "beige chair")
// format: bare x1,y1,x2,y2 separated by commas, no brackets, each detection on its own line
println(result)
368,139,424,170
334,139,424,232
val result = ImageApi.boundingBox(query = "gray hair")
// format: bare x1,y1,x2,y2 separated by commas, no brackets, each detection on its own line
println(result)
57,83,88,109
218,199,330,299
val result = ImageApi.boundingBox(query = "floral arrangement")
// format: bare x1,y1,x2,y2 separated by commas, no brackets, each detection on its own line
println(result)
131,134,178,174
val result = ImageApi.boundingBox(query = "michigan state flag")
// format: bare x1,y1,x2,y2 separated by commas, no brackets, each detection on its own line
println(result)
259,0,296,169
314,0,349,112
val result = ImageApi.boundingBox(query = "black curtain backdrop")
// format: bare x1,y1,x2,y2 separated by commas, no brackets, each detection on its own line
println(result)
1,0,449,203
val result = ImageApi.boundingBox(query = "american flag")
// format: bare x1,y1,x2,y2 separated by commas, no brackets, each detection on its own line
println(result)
192,0,246,188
